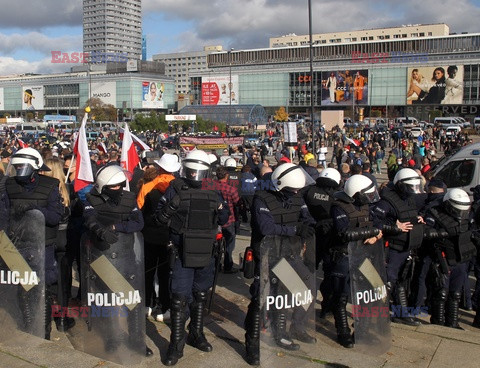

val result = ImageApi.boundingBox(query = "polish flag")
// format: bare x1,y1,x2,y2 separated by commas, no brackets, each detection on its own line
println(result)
97,141,108,154
119,128,151,151
16,135,28,148
73,113,94,192
120,123,140,184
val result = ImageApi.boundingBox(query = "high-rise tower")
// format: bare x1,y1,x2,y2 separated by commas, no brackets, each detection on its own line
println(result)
83,0,142,60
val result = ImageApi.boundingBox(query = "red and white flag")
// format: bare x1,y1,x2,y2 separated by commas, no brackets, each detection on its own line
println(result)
119,128,151,151
120,123,140,186
16,135,28,149
97,141,108,154
73,113,94,192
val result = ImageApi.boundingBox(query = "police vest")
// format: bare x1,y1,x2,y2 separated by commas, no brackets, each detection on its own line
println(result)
304,186,335,221
86,190,137,226
332,200,371,252
6,175,59,245
381,187,423,251
168,178,219,268
429,207,477,264
254,190,304,226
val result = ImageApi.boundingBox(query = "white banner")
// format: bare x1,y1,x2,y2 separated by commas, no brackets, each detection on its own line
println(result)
91,82,116,106
166,115,196,121
22,86,44,111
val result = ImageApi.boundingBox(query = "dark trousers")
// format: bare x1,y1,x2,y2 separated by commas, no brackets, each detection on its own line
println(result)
222,223,236,271
170,257,215,303
144,241,171,312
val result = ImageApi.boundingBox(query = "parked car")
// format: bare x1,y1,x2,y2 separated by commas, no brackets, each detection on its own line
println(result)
410,127,423,138
243,133,261,148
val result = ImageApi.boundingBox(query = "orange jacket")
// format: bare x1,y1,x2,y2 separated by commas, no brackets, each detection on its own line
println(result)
137,173,175,209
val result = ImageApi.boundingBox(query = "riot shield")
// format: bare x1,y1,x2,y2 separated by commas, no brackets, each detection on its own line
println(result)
67,231,146,365
0,209,45,339
348,239,391,354
259,235,316,362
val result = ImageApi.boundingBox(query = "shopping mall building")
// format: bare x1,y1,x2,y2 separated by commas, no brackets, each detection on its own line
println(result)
188,24,480,122
0,24,478,123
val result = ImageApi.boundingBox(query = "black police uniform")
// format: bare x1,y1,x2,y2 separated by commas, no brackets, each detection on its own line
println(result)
423,205,476,328
5,172,64,339
156,177,229,366
244,189,315,365
303,176,339,316
330,192,380,347
372,184,425,325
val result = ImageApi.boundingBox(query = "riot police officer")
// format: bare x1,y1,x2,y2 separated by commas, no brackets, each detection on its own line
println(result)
244,163,316,366
155,150,229,366
372,168,425,326
303,168,342,316
423,189,476,329
330,174,382,348
3,147,63,339
83,165,151,358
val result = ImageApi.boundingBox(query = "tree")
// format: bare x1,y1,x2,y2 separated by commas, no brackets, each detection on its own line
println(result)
78,97,117,122
274,106,288,122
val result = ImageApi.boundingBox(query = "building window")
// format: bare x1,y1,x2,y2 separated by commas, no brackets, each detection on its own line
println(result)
369,36,373,40
361,37,368,41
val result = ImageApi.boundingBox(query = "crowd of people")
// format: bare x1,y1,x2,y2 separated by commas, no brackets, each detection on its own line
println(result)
0,120,479,366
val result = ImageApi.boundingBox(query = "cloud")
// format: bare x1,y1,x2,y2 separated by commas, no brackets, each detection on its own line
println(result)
0,32,82,55
0,0,81,28
0,56,72,75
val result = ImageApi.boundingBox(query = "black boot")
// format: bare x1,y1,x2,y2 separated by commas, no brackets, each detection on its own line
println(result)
445,291,464,330
272,311,299,351
186,291,212,352
55,316,76,332
473,311,480,328
333,295,353,348
163,295,187,366
391,286,420,326
244,302,260,366
430,289,447,326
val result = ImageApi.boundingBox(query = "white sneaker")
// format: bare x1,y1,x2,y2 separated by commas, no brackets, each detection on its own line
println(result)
146,307,152,317
155,309,171,322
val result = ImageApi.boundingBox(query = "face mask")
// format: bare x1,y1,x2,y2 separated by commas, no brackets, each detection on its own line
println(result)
103,187,123,204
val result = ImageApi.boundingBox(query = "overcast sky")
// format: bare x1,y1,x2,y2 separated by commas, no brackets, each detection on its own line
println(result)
0,0,479,75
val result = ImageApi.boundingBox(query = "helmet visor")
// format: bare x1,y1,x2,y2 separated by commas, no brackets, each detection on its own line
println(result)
13,163,34,178
361,181,381,204
181,166,210,182
398,177,422,194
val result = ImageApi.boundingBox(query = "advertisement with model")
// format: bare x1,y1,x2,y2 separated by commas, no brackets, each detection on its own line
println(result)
22,86,44,111
142,81,165,108
321,70,368,106
406,65,463,105
201,75,239,105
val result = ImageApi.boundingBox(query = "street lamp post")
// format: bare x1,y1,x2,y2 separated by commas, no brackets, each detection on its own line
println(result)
308,0,315,154
228,48,234,128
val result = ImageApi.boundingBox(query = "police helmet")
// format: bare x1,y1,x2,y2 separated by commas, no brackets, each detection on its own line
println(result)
443,188,471,220
10,147,50,178
224,157,237,169
271,163,314,191
318,168,341,186
393,168,422,195
207,153,218,165
181,150,211,182
344,174,380,205
95,165,127,192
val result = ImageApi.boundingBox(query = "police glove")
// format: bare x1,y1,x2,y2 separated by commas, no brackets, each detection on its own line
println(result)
90,223,118,244
13,203,37,215
295,223,315,239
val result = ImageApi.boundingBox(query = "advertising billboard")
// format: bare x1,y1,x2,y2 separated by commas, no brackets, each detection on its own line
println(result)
201,75,239,105
321,70,368,105
0,88,3,111
91,82,116,106
406,65,463,105
22,86,44,110
142,81,165,109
